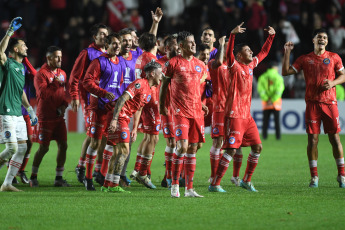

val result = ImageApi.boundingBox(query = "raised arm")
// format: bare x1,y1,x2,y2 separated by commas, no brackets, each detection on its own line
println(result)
255,26,276,63
282,41,297,76
159,74,171,116
149,7,163,36
0,17,22,66
226,22,245,67
211,36,226,69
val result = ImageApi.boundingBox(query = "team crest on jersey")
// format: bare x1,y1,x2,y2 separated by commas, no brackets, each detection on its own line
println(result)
59,74,65,82
195,65,202,73
176,129,182,137
135,83,141,89
156,124,161,131
86,117,90,124
212,127,219,134
229,136,235,144
90,127,96,134
249,68,253,76
323,58,330,65
147,95,151,102
121,132,128,139
164,127,170,135
4,131,11,138
22,69,25,76
39,134,44,141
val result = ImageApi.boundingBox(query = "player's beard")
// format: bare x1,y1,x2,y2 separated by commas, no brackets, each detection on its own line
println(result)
170,50,177,59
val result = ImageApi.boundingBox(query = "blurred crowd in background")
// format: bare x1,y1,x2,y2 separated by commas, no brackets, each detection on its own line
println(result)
1,0,345,99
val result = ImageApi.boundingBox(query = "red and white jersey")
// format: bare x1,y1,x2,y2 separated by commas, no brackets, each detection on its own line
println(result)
208,61,229,113
120,78,152,118
292,51,344,104
135,51,157,79
157,56,172,114
165,55,207,118
225,33,274,119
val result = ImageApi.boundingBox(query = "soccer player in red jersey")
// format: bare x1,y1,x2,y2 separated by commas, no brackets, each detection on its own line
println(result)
282,28,345,188
201,27,217,61
82,33,124,191
156,34,178,188
209,22,275,193
105,61,162,193
160,31,209,198
29,46,70,187
69,24,109,184
208,36,244,186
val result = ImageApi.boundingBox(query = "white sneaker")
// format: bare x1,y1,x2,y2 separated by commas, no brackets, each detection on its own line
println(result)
0,184,23,192
130,170,138,180
231,177,241,186
309,176,319,188
171,184,180,198
184,188,204,198
337,175,345,188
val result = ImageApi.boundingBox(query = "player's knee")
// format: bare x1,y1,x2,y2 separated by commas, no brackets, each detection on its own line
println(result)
17,143,28,157
252,144,262,153
2,143,18,159
38,144,49,154
59,142,68,152
197,143,202,150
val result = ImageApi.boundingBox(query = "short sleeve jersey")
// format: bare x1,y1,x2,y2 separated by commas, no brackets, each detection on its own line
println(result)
208,61,229,112
0,58,25,116
120,78,152,118
135,52,157,79
225,57,259,119
165,56,207,118
292,51,344,104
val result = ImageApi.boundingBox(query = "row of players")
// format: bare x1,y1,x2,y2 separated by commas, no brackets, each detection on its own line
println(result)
1,9,345,197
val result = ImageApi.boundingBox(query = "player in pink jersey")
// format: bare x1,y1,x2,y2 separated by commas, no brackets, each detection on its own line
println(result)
157,34,179,188
209,22,275,193
160,31,209,198
282,28,345,188
103,61,162,193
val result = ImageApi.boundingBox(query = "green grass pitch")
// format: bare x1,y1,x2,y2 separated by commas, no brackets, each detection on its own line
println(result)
1,133,344,230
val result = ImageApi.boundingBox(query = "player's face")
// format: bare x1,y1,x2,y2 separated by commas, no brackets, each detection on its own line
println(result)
181,35,196,55
167,39,178,58
107,37,121,57
152,67,163,86
121,34,133,54
239,46,253,63
313,32,328,50
201,29,216,48
48,50,62,69
15,40,28,58
158,36,167,54
198,49,210,65
131,31,139,48
94,28,109,47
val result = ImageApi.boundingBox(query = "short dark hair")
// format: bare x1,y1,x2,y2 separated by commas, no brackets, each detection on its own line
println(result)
8,37,25,54
119,28,133,36
105,33,121,45
90,23,108,37
138,32,156,51
46,46,62,56
144,60,162,74
198,43,210,52
202,27,214,35
177,31,193,44
234,43,248,56
312,28,328,38
164,34,178,47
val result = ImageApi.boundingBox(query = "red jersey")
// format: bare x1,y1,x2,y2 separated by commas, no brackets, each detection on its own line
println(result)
119,78,152,118
165,55,207,118
157,56,172,113
225,33,274,119
208,61,229,112
200,69,211,105
34,63,68,121
292,51,344,104
135,51,157,79
69,43,105,101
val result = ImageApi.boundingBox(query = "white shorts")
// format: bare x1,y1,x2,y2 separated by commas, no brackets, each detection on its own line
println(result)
0,115,28,143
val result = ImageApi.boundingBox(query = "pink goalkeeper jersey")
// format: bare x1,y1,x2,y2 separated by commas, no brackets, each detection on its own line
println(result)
292,51,344,104
165,55,207,118
225,33,275,119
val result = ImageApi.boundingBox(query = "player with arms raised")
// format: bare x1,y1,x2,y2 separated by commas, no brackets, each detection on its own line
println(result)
282,28,345,188
209,22,275,192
